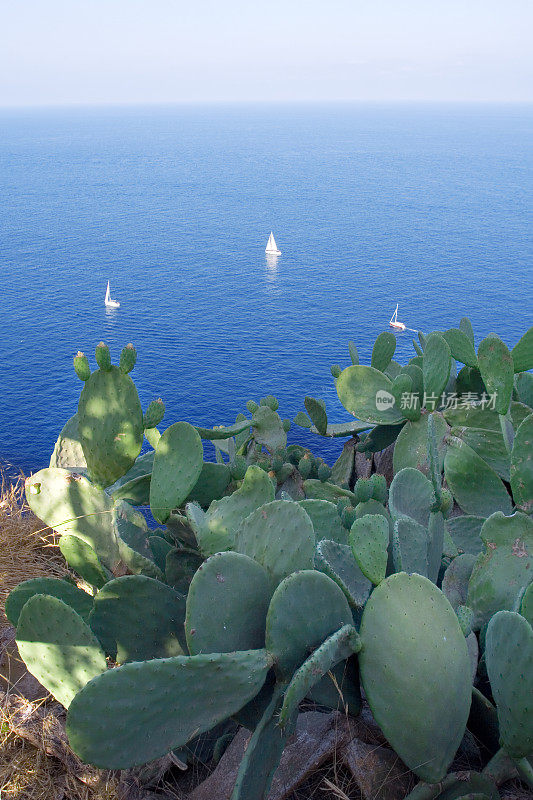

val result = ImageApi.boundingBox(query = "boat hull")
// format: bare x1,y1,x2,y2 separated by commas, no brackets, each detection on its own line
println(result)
389,322,405,331
265,249,281,255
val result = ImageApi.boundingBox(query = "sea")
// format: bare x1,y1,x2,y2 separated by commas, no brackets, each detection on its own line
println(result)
0,103,531,476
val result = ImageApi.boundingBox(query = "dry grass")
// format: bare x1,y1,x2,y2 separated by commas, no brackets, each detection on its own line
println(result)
0,473,120,800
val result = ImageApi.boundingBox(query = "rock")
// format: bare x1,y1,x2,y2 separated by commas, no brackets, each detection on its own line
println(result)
189,711,353,800
355,451,373,481
342,738,413,800
373,443,395,486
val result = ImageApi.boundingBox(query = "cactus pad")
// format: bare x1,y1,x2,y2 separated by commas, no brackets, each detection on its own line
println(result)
299,499,347,544
185,552,271,654
66,649,271,768
477,334,514,414
359,572,471,783
337,365,403,424
149,422,203,523
444,437,512,517
59,535,109,589
49,414,87,470
315,539,372,609
423,333,452,401
16,595,106,708
510,413,533,513
265,570,352,679
6,577,94,626
349,515,389,585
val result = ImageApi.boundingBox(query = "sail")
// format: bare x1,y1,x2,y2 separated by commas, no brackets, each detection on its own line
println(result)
266,232,279,253
390,304,398,324
105,282,110,303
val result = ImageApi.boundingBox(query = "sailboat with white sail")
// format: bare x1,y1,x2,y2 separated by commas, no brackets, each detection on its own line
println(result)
389,304,405,331
104,281,120,309
265,232,281,255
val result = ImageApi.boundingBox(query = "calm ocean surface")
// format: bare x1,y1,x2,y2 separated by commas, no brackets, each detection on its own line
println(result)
1,104,531,475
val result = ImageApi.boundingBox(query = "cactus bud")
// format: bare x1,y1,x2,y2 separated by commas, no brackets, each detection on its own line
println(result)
317,463,332,483
73,351,91,381
246,400,259,413
370,474,388,504
330,364,342,379
282,418,291,432
298,455,312,479
95,342,112,371
354,477,373,504
440,488,453,518
341,505,357,530
143,399,165,429
119,343,137,374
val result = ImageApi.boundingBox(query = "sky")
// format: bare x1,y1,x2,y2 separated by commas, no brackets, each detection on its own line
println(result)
1,0,532,106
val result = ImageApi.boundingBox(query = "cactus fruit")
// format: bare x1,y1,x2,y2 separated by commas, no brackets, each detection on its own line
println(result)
358,573,471,783
185,552,271,655
467,511,533,629
6,577,94,626
66,649,271,769
298,455,312,479
278,624,360,727
370,474,388,504
73,352,91,381
341,504,357,530
149,422,204,523
119,343,137,374
234,500,315,589
90,575,187,662
95,342,112,371
485,610,533,758
349,515,389,585
143,398,165,429
16,595,106,708
477,334,514,415
354,477,373,504
265,570,352,680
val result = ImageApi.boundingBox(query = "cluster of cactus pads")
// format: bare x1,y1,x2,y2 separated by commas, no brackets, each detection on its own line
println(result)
8,323,533,799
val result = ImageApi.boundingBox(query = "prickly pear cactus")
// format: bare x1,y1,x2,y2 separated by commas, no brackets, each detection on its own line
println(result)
77,345,144,486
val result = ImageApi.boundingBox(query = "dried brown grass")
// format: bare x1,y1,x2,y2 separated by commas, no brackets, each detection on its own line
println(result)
0,473,120,800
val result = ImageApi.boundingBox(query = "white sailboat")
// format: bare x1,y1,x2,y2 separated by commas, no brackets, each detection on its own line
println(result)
104,281,120,309
265,232,281,255
389,304,406,331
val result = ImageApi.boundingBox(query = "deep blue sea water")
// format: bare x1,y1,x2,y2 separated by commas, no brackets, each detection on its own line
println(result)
0,104,531,475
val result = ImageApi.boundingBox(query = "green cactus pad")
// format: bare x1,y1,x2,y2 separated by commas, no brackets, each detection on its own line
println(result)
278,624,360,727
307,654,361,716
450,426,510,482
510,413,533,513
303,479,355,502
16,595,106,708
293,411,312,428
446,516,484,556
444,437,512,517
349,515,389,585
299,499,347,544
66,649,271,769
149,422,203,523
441,553,477,609
6,577,94,627
358,572,471,783
118,343,137,374
511,325,533,372
165,548,203,594
25,469,120,571
59,536,109,589
467,511,533,630
423,333,452,402
78,365,144,487
304,396,328,435
186,462,231,508
315,539,372,609
234,500,315,589
266,570,352,680
516,371,533,408
371,331,396,372
185,552,271,655
111,473,151,505
148,535,173,572
392,517,429,577
189,465,274,557
252,405,287,451
49,414,87,470
114,505,164,580
519,581,533,626
73,352,91,381
337,365,403,424
389,467,434,527
143,398,165,430
348,340,359,364
459,316,475,344
485,610,533,758
231,684,293,800
477,334,514,414
194,418,251,440
392,373,421,422
393,413,449,476
94,342,112,370
89,575,186,662
442,328,478,368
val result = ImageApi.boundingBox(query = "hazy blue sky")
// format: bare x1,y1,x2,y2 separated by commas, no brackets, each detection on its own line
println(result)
1,0,532,106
